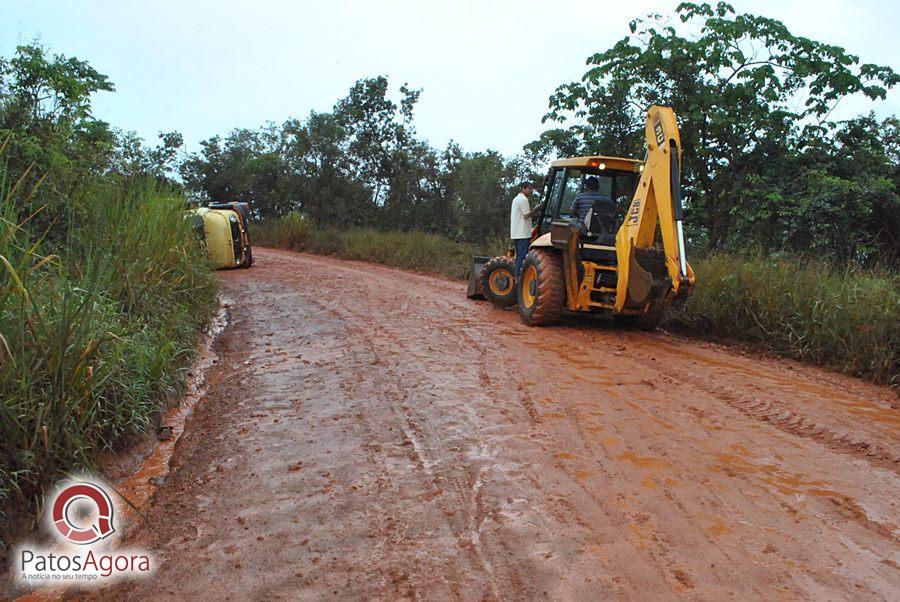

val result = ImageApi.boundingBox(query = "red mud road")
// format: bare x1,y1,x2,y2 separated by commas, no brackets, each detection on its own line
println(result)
103,247,898,600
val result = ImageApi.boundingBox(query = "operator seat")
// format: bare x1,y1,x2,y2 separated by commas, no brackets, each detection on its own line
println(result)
584,197,616,244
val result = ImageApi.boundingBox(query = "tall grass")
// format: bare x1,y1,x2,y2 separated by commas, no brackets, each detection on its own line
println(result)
254,213,503,279
668,254,899,386
255,214,898,387
0,172,218,529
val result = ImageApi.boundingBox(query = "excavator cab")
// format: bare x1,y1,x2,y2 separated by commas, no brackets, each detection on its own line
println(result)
537,162,640,242
472,105,695,329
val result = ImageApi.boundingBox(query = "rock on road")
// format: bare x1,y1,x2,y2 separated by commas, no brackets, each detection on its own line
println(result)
106,247,898,600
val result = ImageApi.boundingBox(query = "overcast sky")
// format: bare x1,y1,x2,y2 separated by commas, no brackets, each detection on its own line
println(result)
3,0,898,157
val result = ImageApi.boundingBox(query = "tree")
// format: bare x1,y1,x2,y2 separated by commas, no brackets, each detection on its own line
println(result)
0,43,119,238
0,43,117,180
540,2,899,254
111,130,184,184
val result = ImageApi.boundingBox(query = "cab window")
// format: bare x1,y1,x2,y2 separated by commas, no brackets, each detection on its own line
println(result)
559,169,583,218
545,169,565,218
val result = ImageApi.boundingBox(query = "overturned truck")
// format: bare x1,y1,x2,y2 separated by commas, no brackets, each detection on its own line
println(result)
189,202,254,270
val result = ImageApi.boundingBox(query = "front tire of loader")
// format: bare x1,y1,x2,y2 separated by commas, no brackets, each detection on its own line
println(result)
481,256,517,307
518,249,565,326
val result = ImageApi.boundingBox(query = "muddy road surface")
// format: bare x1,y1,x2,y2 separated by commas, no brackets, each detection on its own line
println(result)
102,247,898,600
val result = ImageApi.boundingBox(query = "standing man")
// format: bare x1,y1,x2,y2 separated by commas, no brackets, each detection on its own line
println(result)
510,182,542,278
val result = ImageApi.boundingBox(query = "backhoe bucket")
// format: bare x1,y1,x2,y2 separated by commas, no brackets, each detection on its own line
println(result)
466,256,490,298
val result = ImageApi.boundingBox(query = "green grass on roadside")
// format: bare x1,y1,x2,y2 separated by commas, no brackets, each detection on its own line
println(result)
667,254,899,386
256,213,898,387
0,176,218,531
255,212,505,279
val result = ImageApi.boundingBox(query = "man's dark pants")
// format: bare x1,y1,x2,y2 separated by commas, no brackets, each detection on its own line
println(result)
514,238,530,278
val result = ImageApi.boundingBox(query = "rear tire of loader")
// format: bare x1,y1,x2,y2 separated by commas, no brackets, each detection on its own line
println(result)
518,249,565,326
481,256,517,307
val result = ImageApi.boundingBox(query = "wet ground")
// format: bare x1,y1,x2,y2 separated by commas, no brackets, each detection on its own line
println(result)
96,247,898,600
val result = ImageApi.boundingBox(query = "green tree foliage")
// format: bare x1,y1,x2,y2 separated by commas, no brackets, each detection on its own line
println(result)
0,43,116,211
0,43,188,234
181,76,525,242
539,2,899,264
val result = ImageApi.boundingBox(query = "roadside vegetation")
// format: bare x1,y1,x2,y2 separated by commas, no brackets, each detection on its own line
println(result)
254,214,503,279
667,255,898,386
0,46,217,537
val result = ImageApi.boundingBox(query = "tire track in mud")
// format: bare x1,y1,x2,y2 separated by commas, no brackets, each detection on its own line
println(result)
694,378,900,470
610,332,900,473
293,259,517,600
578,332,900,549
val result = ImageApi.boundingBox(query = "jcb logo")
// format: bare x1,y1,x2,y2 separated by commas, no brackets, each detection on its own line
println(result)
627,199,642,225
653,119,665,148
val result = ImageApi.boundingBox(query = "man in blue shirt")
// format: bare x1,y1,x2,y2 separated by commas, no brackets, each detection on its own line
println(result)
570,177,614,228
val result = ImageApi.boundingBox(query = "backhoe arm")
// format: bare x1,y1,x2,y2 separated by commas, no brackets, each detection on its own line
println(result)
614,105,695,314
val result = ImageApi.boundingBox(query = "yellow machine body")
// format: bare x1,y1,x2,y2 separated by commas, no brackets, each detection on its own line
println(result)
614,105,695,314
473,105,695,328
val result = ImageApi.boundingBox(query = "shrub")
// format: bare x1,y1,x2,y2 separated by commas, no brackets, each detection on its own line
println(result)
0,175,218,527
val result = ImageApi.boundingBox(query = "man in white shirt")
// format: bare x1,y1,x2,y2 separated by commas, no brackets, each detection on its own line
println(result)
510,182,542,278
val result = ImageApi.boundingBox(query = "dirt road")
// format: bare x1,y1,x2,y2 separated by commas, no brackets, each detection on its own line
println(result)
104,247,898,600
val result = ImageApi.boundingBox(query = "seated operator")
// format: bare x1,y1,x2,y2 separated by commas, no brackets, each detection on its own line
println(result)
569,176,614,228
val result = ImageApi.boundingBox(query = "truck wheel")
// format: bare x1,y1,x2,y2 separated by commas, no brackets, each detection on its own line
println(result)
518,249,565,326
242,244,254,268
481,256,517,307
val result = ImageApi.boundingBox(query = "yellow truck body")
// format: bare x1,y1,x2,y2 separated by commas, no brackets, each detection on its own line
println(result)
189,204,253,270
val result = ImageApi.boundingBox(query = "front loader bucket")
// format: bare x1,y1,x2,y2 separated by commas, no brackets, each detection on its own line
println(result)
466,256,490,299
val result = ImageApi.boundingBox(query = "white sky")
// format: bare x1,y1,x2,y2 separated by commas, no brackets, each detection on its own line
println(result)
3,0,899,157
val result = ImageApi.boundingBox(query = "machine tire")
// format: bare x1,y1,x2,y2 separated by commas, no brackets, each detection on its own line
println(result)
518,249,565,326
481,256,517,307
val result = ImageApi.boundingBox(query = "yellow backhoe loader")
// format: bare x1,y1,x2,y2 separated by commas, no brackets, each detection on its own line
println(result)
188,202,254,270
467,105,695,328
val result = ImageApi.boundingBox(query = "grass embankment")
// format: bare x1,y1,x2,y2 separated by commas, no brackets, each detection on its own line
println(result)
0,178,218,531
256,214,898,387
255,213,503,279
